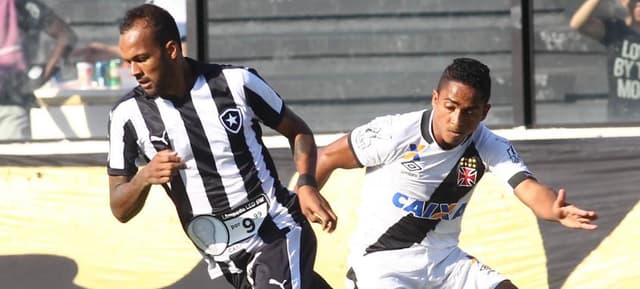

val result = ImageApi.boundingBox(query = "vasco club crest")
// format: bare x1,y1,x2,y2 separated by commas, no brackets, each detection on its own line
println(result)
219,108,242,134
457,157,478,187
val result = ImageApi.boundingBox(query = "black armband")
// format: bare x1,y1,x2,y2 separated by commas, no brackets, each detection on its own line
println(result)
296,174,318,188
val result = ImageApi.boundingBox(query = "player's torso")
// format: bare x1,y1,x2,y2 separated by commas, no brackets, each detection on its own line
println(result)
351,112,488,256
130,73,284,216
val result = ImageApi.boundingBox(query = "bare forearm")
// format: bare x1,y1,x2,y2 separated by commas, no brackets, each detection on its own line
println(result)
291,132,317,176
43,18,77,82
315,135,360,189
515,179,560,221
526,189,559,221
109,172,152,223
570,0,601,30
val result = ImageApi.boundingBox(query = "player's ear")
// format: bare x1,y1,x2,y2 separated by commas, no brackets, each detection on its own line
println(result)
481,103,491,121
165,40,180,60
431,89,439,106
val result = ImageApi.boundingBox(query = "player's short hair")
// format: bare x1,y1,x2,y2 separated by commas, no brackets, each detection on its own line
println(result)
119,4,181,46
437,58,492,103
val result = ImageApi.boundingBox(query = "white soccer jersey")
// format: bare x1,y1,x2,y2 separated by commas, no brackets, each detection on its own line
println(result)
347,109,533,264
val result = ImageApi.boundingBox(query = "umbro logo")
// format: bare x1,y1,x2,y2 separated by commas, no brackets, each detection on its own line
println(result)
219,108,242,134
402,161,422,171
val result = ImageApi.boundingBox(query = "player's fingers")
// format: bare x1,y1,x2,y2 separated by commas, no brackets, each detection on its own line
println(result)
554,189,567,208
566,206,596,219
322,205,338,232
303,208,322,224
579,222,598,230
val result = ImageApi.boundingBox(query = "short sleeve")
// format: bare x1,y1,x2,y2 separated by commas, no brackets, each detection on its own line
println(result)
478,131,534,189
107,106,140,176
241,68,285,129
348,115,398,167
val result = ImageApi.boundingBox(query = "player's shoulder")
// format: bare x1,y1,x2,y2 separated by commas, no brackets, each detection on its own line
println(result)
471,123,513,150
353,110,424,144
369,110,423,128
110,86,144,113
218,64,264,83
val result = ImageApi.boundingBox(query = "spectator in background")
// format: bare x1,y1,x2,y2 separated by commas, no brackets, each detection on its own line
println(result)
0,0,76,141
570,0,640,121
72,0,187,62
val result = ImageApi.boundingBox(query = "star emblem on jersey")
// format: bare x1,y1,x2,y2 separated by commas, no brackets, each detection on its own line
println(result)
219,108,242,134
457,157,478,187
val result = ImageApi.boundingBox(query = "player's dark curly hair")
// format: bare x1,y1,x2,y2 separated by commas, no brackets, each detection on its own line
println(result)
437,58,492,103
119,4,180,47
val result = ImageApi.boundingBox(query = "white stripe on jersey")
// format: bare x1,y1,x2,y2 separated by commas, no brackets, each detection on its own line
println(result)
154,89,213,215
224,68,280,203
109,99,156,170
190,75,249,207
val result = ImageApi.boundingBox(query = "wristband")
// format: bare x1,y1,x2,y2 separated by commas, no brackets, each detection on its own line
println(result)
297,174,318,188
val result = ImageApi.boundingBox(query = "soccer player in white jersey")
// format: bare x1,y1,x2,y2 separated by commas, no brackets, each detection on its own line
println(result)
107,4,336,289
315,58,598,289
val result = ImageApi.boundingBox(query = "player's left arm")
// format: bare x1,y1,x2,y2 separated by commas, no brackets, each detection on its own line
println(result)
40,4,77,84
274,108,337,233
514,178,598,230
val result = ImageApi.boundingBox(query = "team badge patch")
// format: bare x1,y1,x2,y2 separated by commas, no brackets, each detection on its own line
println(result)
219,108,242,134
457,157,478,187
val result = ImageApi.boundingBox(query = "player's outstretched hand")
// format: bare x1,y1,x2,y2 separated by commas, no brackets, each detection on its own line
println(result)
144,150,186,185
554,189,598,230
297,186,337,233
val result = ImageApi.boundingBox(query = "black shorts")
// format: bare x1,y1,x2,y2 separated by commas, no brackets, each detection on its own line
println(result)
220,220,332,289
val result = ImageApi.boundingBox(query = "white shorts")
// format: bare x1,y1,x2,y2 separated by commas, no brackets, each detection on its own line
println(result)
347,245,507,289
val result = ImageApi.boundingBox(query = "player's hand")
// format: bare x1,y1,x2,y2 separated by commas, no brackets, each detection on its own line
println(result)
296,185,337,233
554,189,598,230
143,150,186,185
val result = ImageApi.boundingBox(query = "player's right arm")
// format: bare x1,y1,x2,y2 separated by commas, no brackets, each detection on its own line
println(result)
569,0,605,41
316,134,361,190
109,150,185,223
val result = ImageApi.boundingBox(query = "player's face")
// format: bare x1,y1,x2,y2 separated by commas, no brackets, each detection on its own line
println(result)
623,0,640,22
431,80,490,150
119,20,175,97
633,2,640,23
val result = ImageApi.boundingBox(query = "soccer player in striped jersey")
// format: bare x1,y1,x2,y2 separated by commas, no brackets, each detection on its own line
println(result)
107,4,336,289
315,58,598,289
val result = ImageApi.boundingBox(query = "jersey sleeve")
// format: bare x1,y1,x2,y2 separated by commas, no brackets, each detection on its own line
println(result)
477,129,535,189
107,107,140,176
241,68,285,129
348,115,400,167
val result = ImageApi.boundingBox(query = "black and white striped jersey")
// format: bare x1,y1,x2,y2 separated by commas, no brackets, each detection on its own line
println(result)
347,109,533,264
107,59,301,263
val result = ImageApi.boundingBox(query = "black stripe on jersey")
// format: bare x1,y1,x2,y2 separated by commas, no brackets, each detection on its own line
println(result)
421,110,434,144
365,143,486,254
245,85,283,129
250,120,292,209
346,267,360,289
108,119,140,176
134,95,172,150
133,95,195,225
206,74,265,202
176,95,231,212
